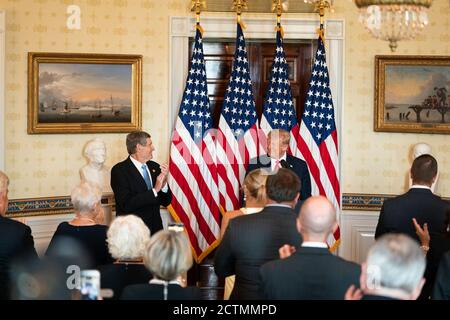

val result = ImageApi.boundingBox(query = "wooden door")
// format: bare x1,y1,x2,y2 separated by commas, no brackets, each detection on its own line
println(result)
189,38,313,128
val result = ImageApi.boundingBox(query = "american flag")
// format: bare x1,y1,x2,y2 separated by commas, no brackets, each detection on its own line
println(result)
168,26,221,262
260,28,299,155
297,36,341,249
216,23,259,212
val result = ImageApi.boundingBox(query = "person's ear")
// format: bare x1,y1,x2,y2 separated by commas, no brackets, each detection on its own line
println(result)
359,262,367,291
296,217,302,234
331,221,338,235
410,278,426,300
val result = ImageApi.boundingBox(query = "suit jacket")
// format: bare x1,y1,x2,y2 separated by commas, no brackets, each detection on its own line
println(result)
111,157,172,234
421,234,450,299
214,205,302,300
247,154,311,210
121,283,201,300
432,250,450,300
0,216,38,299
260,247,361,300
375,188,448,242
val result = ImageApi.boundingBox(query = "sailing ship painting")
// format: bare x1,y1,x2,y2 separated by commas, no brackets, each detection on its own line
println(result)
37,63,132,123
384,64,450,125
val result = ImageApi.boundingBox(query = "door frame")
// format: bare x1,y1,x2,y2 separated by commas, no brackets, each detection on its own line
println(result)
0,10,5,171
168,15,345,204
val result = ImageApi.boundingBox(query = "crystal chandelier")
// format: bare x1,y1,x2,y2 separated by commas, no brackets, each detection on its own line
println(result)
354,0,433,52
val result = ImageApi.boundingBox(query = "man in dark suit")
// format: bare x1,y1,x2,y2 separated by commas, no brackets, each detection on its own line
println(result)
375,154,447,242
432,250,450,300
214,168,303,300
247,129,311,210
111,131,171,234
0,171,38,299
260,196,360,300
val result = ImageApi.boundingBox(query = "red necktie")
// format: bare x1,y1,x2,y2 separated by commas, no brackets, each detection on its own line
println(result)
275,159,281,169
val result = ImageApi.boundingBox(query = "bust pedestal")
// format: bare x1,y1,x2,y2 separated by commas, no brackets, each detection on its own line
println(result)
100,193,115,226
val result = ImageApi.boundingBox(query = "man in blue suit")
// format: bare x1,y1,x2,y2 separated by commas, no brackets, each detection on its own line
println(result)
111,131,171,234
247,129,311,211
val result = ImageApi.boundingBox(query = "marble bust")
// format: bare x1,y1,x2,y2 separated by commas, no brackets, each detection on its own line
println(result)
413,143,432,160
80,138,112,193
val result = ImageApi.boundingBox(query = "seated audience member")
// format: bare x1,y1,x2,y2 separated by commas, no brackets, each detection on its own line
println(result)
375,154,447,241
432,251,450,300
45,183,113,269
220,169,267,300
346,234,426,300
214,168,303,300
260,196,360,300
10,258,73,300
99,215,152,299
413,206,450,299
0,171,38,300
121,229,200,300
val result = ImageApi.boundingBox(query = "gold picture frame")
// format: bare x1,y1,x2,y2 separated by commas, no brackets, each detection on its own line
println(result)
374,55,450,134
28,52,142,134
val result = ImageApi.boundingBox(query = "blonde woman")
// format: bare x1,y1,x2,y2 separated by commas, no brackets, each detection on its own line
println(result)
220,168,268,299
121,230,200,300
99,215,152,299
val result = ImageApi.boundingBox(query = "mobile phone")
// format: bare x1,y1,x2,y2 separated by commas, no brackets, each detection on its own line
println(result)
80,270,100,300
168,222,184,232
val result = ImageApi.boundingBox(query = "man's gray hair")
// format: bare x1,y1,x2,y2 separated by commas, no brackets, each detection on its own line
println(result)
143,230,193,281
366,234,425,294
107,215,151,260
70,182,102,214
126,131,150,155
0,171,9,194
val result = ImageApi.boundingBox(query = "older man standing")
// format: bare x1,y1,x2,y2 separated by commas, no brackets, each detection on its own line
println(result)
246,129,311,211
0,171,38,299
111,131,171,234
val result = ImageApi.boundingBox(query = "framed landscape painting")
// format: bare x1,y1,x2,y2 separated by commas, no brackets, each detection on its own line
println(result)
28,52,142,133
374,55,450,134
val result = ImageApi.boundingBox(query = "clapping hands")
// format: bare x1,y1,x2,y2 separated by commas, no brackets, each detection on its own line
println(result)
154,163,169,192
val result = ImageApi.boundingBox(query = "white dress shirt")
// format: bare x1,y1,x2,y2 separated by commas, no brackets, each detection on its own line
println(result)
301,241,328,248
270,153,287,171
130,156,168,196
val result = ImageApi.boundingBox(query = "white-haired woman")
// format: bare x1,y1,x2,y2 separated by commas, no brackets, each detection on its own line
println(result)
121,229,200,300
45,182,112,268
98,215,152,299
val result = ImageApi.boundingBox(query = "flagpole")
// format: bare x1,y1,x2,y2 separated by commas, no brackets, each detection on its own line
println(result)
232,0,248,28
272,0,285,38
310,0,333,42
190,0,206,33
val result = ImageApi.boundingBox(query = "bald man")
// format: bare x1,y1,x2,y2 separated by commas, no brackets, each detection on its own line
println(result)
259,196,360,300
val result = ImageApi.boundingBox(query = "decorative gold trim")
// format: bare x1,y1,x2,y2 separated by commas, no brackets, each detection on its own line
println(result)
343,192,450,211
27,52,142,134
354,0,432,8
374,55,450,134
6,193,448,218
6,194,115,218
